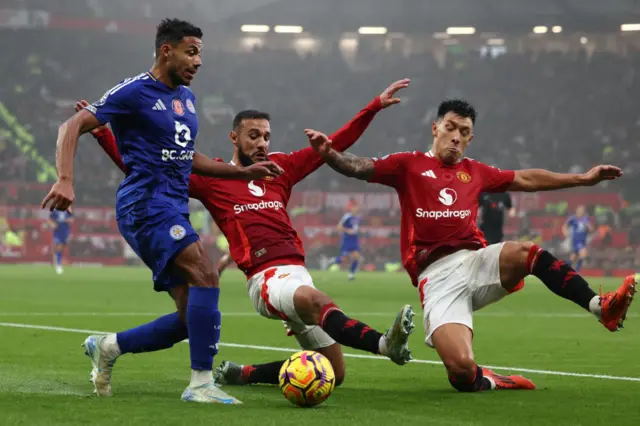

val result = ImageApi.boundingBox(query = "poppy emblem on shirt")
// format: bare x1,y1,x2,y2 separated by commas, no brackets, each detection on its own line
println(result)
456,171,472,183
173,99,185,116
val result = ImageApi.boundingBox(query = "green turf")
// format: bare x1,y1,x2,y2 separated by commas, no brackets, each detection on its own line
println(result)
0,265,638,425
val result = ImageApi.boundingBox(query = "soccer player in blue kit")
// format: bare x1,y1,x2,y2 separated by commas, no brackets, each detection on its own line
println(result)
41,19,282,404
48,208,73,275
563,205,593,272
333,200,362,280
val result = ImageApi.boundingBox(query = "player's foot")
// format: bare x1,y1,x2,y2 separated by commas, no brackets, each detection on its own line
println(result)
214,361,247,386
82,335,119,396
599,274,637,332
482,368,536,390
347,273,355,281
181,382,243,404
55,265,63,275
381,304,415,365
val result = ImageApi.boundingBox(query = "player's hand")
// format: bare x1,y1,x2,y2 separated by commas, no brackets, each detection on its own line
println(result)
305,129,332,155
581,165,623,186
75,100,108,136
41,179,75,212
243,161,284,179
379,78,410,109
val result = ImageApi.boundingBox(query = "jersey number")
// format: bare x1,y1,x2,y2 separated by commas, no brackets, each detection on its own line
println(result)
174,121,192,148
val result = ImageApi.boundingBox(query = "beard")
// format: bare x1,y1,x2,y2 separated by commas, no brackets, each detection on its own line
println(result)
237,148,254,167
168,66,187,87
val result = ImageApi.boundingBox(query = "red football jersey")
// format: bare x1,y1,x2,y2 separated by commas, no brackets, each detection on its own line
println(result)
95,97,383,277
368,150,515,286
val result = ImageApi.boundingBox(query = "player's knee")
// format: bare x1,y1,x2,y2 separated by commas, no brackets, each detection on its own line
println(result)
294,287,334,325
442,353,476,379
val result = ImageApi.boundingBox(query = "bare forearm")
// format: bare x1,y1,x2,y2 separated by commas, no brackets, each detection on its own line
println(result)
321,149,374,181
510,169,585,192
192,152,246,178
55,121,81,181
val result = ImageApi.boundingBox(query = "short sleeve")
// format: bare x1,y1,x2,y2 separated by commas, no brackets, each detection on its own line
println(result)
85,79,141,125
368,152,413,187
474,162,515,193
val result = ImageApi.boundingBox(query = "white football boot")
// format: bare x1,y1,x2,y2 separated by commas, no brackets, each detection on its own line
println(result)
380,304,415,365
82,335,119,396
181,382,243,404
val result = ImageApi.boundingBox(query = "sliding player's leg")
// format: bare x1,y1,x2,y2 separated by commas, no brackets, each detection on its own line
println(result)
250,265,414,364
419,245,535,392
216,328,346,387
498,241,636,331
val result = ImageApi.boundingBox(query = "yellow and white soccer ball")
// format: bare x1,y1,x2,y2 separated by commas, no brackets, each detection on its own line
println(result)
278,350,336,407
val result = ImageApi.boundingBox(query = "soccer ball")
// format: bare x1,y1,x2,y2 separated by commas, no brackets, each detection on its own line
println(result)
278,350,336,407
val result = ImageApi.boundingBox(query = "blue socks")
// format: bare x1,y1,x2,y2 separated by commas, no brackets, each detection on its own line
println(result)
187,287,221,371
114,287,222,373
575,258,584,272
350,259,359,275
117,312,188,354
55,251,62,266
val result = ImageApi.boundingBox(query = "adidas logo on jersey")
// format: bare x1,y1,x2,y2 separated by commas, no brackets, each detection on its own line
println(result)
421,170,436,178
152,99,167,111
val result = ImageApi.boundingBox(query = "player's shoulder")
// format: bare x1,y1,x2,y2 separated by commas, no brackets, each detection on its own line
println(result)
462,157,507,173
373,150,424,162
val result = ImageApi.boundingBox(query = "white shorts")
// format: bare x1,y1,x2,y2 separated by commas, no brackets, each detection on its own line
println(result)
246,265,335,350
417,244,508,348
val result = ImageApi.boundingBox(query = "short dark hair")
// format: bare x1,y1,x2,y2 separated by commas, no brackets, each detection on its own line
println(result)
155,18,203,56
437,99,476,124
233,110,271,130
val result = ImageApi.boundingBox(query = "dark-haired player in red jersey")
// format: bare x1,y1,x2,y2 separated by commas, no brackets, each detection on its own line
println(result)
75,79,416,391
305,98,636,392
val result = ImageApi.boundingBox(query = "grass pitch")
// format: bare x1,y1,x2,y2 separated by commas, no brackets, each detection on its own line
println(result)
0,265,638,425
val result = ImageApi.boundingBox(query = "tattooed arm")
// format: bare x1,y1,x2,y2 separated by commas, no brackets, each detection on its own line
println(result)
305,129,410,186
319,148,375,181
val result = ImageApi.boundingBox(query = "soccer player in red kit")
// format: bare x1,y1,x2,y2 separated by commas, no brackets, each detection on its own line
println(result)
76,80,416,392
306,99,636,392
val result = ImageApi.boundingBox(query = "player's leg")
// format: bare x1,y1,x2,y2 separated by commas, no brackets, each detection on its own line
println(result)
576,246,588,272
82,286,189,396
569,250,578,269
53,240,65,274
421,247,535,392
217,330,346,387
283,267,414,364
498,241,636,331
347,250,360,280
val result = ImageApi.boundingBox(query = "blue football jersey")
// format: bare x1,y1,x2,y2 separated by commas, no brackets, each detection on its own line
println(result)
340,213,360,246
50,210,72,235
86,72,198,214
566,215,590,243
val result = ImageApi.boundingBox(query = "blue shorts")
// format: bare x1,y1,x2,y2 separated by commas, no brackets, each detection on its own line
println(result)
117,205,199,292
53,233,69,245
340,243,360,256
571,240,587,254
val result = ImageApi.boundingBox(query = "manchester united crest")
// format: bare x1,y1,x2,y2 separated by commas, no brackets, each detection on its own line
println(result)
456,171,472,183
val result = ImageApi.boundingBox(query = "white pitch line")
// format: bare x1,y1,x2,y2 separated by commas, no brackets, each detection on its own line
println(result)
1,321,639,383
0,312,635,318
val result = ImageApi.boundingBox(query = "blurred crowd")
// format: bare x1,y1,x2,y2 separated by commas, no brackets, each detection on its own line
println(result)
1,28,639,268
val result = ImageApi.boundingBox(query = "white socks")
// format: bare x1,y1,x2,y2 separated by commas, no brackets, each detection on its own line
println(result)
378,336,389,357
588,295,602,319
102,334,122,358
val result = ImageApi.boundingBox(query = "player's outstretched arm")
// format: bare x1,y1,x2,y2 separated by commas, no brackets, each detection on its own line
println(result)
41,109,102,211
192,151,284,180
306,130,374,180
508,165,623,192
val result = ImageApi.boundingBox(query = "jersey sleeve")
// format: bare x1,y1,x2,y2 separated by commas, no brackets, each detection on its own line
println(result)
85,79,141,125
367,152,413,188
188,159,223,201
280,97,383,187
474,161,515,192
93,128,126,173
